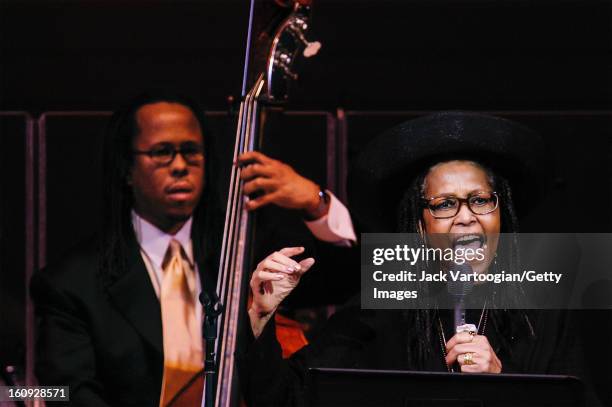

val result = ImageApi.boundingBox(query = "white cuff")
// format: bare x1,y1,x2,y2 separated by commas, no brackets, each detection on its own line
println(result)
304,192,357,247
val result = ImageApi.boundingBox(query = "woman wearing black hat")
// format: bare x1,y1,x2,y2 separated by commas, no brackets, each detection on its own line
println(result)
242,112,593,406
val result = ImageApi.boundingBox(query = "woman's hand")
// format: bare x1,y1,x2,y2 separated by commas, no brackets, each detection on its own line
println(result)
445,332,502,373
248,247,315,338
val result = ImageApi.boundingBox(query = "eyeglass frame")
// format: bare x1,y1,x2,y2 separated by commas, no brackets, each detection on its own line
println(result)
132,143,205,166
421,191,499,219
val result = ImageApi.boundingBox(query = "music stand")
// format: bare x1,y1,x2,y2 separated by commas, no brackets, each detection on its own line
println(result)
307,368,585,407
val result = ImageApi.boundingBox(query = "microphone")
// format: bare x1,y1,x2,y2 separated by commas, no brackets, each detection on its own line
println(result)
447,262,475,334
199,291,223,315
199,291,223,375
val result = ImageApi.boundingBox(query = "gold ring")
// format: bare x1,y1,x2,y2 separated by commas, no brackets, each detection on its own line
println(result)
462,352,475,365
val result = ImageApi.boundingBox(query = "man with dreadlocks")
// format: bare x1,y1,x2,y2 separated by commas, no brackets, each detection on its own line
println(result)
29,90,355,406
241,112,600,406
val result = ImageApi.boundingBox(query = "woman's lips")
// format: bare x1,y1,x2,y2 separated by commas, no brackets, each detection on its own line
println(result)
452,233,485,250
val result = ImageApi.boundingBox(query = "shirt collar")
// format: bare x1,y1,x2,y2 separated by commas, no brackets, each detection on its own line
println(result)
131,211,194,270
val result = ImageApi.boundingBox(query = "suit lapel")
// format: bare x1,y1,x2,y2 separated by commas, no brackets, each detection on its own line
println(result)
107,241,163,355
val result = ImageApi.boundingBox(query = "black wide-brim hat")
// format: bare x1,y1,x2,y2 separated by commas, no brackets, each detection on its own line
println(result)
348,111,550,232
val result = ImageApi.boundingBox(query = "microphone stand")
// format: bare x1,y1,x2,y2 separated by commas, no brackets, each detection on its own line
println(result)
200,292,223,407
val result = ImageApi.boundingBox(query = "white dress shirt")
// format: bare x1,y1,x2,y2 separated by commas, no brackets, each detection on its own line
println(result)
131,191,355,320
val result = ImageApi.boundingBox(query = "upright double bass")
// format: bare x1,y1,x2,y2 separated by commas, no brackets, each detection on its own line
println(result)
207,1,321,405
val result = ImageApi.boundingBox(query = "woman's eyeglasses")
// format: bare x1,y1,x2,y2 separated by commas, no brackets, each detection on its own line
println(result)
422,191,499,219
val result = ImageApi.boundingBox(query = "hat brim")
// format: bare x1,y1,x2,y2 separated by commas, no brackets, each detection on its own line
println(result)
348,112,550,232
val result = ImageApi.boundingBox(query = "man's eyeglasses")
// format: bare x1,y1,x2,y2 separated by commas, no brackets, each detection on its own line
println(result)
133,143,204,165
422,191,499,219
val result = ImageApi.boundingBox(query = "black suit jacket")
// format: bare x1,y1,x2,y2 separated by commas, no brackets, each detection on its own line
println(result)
30,237,215,406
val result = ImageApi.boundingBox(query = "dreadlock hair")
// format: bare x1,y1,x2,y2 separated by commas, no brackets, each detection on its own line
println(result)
396,159,534,369
98,90,220,288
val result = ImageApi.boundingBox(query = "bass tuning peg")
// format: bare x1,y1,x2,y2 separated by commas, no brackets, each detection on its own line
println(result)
289,17,322,58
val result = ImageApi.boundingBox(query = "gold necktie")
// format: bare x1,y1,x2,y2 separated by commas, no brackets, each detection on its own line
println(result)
159,239,203,406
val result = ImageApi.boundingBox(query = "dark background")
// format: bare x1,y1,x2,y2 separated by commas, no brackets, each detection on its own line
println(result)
1,0,611,402
1,0,611,111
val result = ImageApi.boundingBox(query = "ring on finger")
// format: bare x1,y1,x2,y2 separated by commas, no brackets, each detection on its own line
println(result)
462,352,475,365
